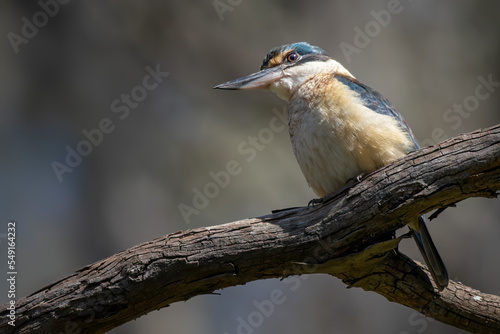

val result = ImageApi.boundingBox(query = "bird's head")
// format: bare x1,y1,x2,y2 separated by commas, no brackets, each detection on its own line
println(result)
214,42,354,101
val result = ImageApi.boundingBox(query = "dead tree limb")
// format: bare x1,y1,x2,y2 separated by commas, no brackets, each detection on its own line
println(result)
1,125,500,334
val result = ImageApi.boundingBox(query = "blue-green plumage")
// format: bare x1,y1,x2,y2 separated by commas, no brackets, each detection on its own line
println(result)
261,42,330,70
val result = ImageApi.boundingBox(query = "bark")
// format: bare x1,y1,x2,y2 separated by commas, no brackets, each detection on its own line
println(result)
1,125,500,334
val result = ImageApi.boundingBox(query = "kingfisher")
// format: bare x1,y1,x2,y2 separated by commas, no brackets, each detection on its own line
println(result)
214,42,449,291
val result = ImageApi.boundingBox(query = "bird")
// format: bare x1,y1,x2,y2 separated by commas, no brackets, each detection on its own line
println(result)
214,42,449,291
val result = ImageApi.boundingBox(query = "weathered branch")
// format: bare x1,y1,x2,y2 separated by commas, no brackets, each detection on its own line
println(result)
2,125,500,334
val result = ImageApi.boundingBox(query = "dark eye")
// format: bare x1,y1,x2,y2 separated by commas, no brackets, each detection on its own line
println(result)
286,52,299,62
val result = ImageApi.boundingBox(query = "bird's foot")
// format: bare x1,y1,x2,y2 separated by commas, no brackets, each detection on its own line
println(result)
306,173,367,208
308,198,324,207
345,173,366,186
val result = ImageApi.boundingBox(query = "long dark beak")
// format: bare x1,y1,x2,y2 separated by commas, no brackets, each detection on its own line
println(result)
213,66,284,90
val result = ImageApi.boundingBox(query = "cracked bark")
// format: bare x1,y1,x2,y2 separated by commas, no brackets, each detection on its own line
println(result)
1,125,500,334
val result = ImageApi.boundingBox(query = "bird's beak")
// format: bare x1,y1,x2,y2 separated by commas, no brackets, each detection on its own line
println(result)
213,66,284,90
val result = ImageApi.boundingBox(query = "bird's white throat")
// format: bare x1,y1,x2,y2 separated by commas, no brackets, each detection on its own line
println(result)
268,59,354,101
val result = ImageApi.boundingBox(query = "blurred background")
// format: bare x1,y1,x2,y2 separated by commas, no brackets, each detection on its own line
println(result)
1,1,499,333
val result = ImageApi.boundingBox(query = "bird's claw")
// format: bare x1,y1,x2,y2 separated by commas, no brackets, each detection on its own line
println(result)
345,173,366,185
308,198,324,206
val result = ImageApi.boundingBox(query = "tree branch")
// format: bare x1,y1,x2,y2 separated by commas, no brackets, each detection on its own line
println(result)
2,125,500,334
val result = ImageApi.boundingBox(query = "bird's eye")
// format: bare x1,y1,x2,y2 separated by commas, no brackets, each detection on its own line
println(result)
286,52,299,62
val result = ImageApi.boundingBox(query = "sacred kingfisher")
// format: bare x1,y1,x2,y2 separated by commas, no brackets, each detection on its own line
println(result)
214,42,449,291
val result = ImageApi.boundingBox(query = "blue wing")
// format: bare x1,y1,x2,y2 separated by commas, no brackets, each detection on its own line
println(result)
335,75,420,151
335,77,448,289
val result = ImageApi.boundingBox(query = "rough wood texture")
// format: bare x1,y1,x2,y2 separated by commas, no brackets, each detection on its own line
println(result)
1,125,500,334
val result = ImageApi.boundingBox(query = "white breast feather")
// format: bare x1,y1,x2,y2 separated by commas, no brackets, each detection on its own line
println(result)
287,73,413,197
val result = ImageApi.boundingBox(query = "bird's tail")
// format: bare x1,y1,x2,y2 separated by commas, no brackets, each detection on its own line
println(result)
410,215,449,291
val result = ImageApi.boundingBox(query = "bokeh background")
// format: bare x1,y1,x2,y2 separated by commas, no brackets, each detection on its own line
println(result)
1,1,500,333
